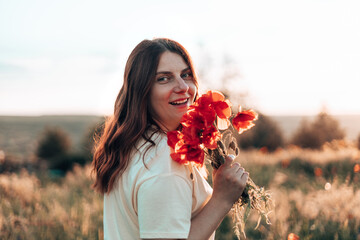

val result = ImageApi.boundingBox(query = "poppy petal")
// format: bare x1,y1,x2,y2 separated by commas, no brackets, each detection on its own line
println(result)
232,109,258,134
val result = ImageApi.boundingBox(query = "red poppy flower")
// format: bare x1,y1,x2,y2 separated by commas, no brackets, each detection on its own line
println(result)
195,93,212,108
196,91,231,118
168,91,257,166
180,112,221,149
167,130,181,149
232,109,258,134
287,233,300,240
314,167,323,177
181,108,215,129
194,90,223,108
181,125,203,145
212,100,231,119
171,141,204,165
201,125,221,149
191,90,232,130
354,163,360,173
187,105,216,128
203,90,225,103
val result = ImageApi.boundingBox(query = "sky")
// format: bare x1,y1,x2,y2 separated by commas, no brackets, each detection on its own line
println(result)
1,0,360,116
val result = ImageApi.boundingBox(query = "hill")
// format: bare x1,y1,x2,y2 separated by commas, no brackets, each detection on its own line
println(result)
0,115,103,160
0,114,359,160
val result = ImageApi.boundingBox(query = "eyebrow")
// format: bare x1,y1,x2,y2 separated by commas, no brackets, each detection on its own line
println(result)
156,67,190,75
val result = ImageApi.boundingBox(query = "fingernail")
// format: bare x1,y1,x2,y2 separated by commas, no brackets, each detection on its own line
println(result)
229,154,235,160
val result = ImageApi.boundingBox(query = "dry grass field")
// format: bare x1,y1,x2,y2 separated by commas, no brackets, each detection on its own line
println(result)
1,116,360,239
1,142,359,239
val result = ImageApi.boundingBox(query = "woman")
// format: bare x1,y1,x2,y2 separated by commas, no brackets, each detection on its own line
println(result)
92,38,248,240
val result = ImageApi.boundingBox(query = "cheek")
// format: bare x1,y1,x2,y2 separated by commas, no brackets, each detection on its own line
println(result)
150,85,161,102
150,87,169,110
149,96,165,121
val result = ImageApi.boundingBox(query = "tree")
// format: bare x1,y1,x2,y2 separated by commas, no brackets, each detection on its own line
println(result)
237,113,284,152
291,112,345,149
36,127,90,173
36,127,71,160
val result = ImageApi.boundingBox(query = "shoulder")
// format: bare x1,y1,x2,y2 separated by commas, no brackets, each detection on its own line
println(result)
134,131,167,164
134,131,191,182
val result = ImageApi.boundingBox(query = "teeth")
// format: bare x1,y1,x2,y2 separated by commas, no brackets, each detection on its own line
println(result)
170,99,188,105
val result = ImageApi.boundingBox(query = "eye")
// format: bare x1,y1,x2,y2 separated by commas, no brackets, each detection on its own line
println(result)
181,72,193,80
156,75,172,83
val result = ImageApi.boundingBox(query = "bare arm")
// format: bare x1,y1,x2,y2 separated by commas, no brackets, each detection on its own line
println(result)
145,155,249,240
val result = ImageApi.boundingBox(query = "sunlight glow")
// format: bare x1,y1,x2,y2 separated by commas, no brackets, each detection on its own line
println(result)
1,0,359,116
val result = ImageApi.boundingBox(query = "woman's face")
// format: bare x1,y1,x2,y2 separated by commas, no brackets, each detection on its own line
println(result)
150,51,197,131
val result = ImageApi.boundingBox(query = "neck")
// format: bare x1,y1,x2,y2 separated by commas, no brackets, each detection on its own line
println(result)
153,119,179,132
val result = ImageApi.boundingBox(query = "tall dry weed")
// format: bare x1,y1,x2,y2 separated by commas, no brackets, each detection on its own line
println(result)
1,145,359,239
0,169,40,205
289,182,360,222
0,164,103,239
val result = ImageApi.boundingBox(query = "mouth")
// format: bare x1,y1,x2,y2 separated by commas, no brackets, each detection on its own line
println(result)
169,98,189,106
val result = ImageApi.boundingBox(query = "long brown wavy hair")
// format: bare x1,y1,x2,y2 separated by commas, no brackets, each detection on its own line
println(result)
92,38,198,194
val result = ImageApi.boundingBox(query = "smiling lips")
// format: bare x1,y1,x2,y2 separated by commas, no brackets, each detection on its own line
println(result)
169,98,189,106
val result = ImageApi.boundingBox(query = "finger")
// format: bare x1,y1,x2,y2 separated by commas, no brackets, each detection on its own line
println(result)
236,166,244,173
240,171,249,182
223,154,235,167
232,162,240,168
231,162,241,173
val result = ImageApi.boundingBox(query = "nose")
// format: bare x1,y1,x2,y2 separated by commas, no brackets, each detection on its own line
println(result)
174,76,189,93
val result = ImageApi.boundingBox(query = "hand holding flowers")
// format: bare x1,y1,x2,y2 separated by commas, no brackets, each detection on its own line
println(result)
167,90,272,239
211,155,249,207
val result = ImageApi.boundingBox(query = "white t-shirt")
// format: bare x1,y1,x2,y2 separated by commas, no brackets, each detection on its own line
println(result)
103,132,215,240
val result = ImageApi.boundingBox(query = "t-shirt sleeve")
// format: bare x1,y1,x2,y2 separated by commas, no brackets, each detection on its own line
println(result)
137,173,192,239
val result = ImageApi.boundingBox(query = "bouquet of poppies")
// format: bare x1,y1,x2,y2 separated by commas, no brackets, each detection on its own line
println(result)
167,90,272,239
